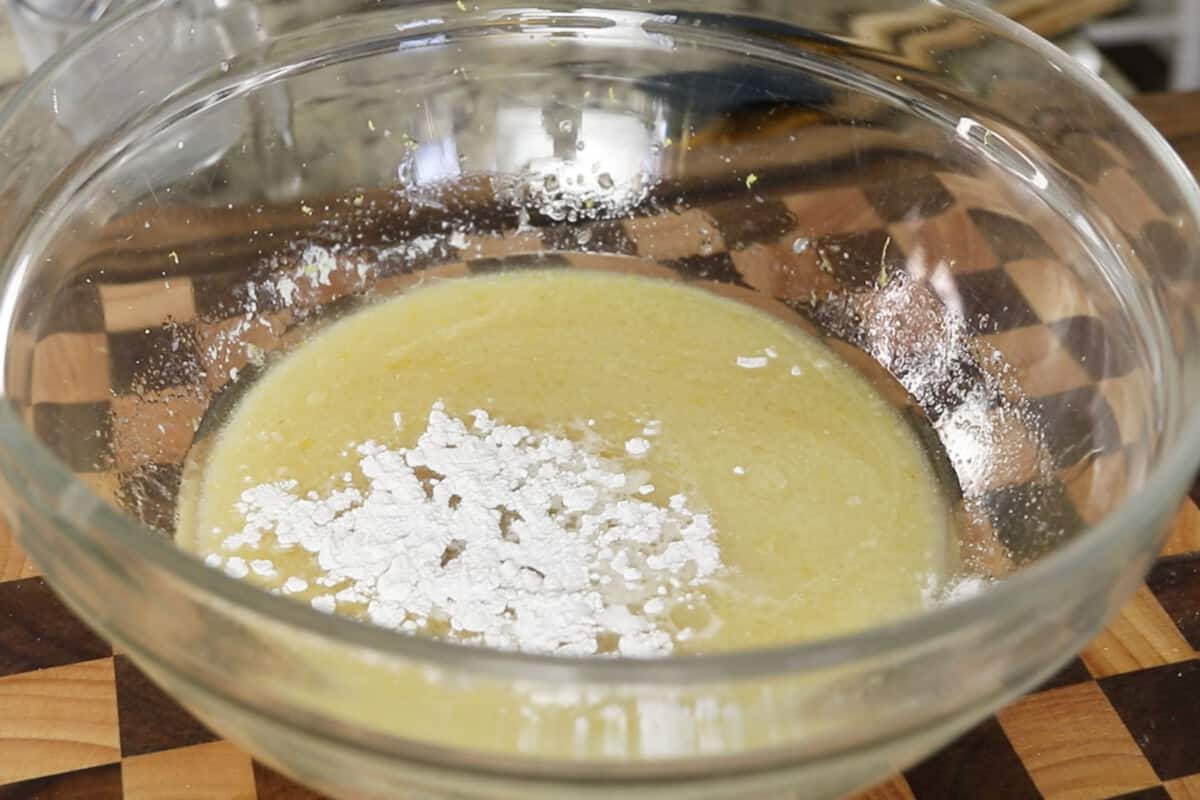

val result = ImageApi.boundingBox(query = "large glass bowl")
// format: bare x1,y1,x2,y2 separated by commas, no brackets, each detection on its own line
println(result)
0,1,1198,798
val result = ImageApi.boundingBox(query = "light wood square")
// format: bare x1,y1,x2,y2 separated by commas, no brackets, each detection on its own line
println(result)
192,311,292,393
888,205,1000,274
1081,586,1194,677
981,324,1092,399
1004,258,1102,323
6,329,35,405
1168,775,1200,800
31,332,112,404
997,680,1159,800
1161,498,1200,558
0,516,38,580
110,388,208,473
122,740,256,800
846,776,916,800
100,278,197,333
0,658,120,784
783,186,883,237
1095,168,1167,235
623,209,726,261
732,240,839,302
1061,450,1132,525
1098,372,1151,449
936,171,1022,218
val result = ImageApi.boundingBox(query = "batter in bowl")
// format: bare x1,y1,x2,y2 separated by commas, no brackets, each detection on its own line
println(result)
178,268,952,655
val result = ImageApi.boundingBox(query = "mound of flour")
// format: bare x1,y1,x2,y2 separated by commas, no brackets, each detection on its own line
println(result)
209,403,723,657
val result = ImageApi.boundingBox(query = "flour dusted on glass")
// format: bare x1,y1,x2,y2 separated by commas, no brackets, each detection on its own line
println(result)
207,402,723,657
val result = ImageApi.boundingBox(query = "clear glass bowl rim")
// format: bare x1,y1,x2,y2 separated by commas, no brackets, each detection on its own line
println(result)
2,0,1199,686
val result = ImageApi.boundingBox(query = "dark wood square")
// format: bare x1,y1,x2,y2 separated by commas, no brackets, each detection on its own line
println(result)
904,717,1040,800
252,762,329,799
1145,555,1200,651
107,325,205,395
0,763,122,800
192,269,292,321
114,655,217,758
36,285,107,338
372,237,460,280
1050,315,1137,380
952,268,1043,333
1026,385,1123,469
1100,659,1200,781
0,577,112,678
1055,132,1119,185
466,252,571,274
967,209,1057,262
1138,219,1192,281
814,228,908,289
665,252,749,287
1109,786,1173,800
31,402,114,473
116,463,184,535
862,173,955,223
704,197,796,250
986,479,1085,564
897,351,988,424
1132,161,1186,217
541,220,637,255
1034,657,1094,694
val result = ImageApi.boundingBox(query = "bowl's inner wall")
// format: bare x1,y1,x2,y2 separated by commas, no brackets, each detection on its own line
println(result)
2,7,1162,594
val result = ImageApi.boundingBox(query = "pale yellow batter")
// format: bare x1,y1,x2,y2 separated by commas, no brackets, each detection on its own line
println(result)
179,269,951,652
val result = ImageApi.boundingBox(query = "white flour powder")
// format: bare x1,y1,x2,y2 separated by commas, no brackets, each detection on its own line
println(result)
211,403,722,657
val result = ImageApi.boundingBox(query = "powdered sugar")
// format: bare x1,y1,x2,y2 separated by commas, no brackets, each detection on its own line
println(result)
209,403,722,657
735,355,769,369
624,437,651,457
921,573,989,607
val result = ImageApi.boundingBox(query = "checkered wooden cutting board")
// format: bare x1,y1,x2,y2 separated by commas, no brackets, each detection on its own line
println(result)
1,505,1197,800
1,81,1198,797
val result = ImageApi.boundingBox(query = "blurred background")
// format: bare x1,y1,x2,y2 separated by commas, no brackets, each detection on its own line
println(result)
4,0,1199,100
